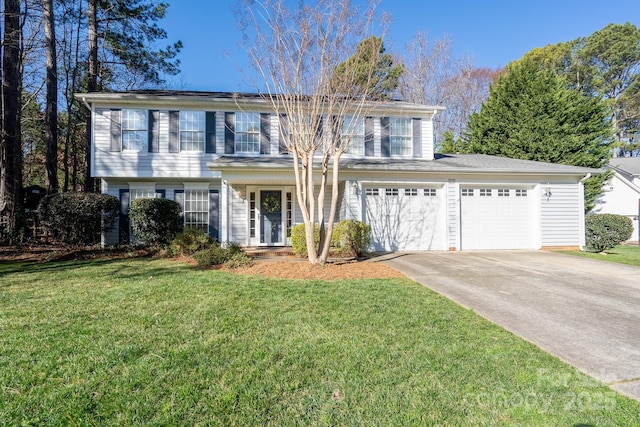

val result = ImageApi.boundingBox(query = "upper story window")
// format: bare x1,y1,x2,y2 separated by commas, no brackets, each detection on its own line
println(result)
122,109,148,151
180,111,205,152
235,112,261,153
343,116,364,155
389,117,412,156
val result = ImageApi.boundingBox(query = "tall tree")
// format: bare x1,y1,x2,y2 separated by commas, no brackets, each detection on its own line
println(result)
84,0,98,192
44,0,59,194
1,0,24,236
238,0,398,264
462,59,613,211
520,22,640,157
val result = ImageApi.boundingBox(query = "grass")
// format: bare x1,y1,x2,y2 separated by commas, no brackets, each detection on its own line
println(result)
560,244,640,267
1,258,640,425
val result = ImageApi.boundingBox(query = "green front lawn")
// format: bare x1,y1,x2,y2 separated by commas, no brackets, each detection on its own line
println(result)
561,244,640,267
1,258,639,425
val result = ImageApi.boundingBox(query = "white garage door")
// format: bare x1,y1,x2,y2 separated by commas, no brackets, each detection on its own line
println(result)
460,187,534,250
365,186,445,251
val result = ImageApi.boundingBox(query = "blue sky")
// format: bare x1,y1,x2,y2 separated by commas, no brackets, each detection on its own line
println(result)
161,0,639,92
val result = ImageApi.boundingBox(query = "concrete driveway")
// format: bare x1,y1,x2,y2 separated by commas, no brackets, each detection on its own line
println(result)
381,250,640,402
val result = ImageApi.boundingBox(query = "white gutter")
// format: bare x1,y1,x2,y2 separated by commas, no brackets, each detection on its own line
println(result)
580,173,592,182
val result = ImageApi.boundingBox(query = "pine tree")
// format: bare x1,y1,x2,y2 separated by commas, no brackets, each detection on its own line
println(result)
462,58,613,211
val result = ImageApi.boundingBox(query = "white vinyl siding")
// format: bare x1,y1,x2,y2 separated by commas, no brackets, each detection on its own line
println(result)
540,183,583,247
92,109,221,179
389,117,412,156
122,109,148,151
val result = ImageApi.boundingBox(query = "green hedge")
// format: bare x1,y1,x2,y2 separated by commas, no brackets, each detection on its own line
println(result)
38,193,119,245
129,198,183,245
585,214,633,253
333,219,371,257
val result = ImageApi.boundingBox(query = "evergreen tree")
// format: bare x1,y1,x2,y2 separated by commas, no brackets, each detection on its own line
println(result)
331,36,404,100
438,130,462,154
462,58,613,211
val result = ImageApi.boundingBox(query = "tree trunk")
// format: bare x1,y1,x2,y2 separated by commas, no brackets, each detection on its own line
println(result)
1,0,24,236
84,0,98,192
44,0,59,194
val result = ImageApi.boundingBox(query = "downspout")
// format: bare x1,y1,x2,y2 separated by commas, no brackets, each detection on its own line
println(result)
431,109,440,160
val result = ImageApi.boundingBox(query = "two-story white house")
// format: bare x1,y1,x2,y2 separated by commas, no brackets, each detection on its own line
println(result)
82,90,596,251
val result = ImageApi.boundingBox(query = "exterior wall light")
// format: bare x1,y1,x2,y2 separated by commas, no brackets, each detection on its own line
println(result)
351,181,358,196
543,184,552,201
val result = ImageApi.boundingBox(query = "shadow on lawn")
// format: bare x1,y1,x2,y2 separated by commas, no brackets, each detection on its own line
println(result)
0,254,192,283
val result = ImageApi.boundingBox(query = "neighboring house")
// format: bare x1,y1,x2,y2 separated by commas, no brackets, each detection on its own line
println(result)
81,90,596,251
593,157,640,242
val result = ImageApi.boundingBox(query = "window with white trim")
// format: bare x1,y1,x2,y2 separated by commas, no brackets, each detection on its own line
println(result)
179,111,205,152
386,188,399,196
461,189,474,197
344,116,365,155
365,188,379,196
122,109,148,151
184,189,209,232
498,189,510,197
405,188,418,196
235,112,260,153
515,189,528,197
424,188,437,197
480,189,492,197
389,117,412,156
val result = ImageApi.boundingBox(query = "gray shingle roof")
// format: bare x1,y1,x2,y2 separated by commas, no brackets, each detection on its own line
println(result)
609,157,640,176
208,153,598,176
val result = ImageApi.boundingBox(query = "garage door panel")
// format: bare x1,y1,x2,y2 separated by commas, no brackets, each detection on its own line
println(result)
461,187,534,250
366,187,445,251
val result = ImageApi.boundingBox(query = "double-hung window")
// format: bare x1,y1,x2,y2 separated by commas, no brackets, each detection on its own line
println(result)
235,112,260,153
184,189,209,233
389,117,412,156
122,109,148,151
343,116,365,155
180,111,205,152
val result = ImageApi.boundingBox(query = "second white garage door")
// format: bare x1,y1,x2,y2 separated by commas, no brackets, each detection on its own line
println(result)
365,186,446,251
460,187,535,250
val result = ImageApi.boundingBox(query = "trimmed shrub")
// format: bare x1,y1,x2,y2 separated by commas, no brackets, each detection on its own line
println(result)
192,241,253,268
585,214,633,253
291,220,371,258
333,219,371,257
291,223,319,257
129,198,182,245
168,228,215,257
38,193,119,245
193,245,227,266
223,251,253,269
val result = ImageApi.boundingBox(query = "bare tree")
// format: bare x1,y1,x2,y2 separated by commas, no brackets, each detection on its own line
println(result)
238,0,395,264
399,31,499,147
